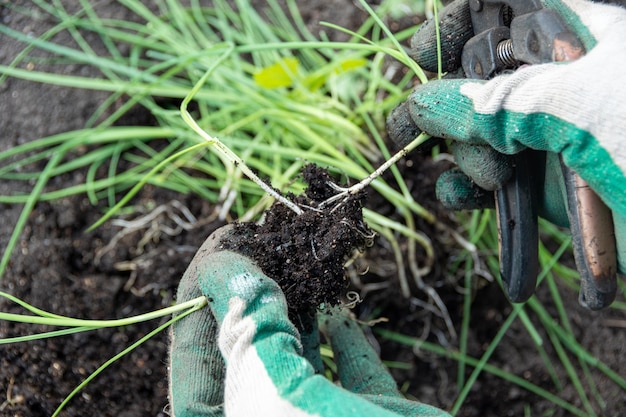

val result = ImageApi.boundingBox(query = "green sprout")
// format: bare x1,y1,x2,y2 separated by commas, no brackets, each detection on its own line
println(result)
0,290,206,417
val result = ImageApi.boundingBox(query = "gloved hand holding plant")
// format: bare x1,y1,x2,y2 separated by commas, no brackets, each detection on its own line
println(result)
168,166,451,417
168,223,451,417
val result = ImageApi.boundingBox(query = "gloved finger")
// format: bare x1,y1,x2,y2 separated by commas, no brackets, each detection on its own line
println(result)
386,101,424,150
319,309,450,416
435,168,495,211
169,291,224,417
450,142,512,191
319,308,401,398
296,311,324,375
169,226,232,417
409,0,473,73
436,152,572,228
386,72,466,152
385,94,442,155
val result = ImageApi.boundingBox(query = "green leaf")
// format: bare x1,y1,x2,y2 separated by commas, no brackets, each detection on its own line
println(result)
335,57,367,73
253,56,299,88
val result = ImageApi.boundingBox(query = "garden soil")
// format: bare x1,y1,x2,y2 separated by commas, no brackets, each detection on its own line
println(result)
1,1,625,417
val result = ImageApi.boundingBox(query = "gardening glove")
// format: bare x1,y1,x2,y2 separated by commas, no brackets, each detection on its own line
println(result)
387,0,626,274
169,225,451,417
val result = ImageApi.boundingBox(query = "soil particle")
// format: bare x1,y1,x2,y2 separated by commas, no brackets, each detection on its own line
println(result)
220,165,372,323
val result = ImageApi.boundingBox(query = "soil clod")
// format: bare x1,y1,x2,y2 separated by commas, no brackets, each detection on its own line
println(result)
219,165,372,322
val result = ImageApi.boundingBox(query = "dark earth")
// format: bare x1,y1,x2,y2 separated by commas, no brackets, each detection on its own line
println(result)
1,1,625,417
219,164,372,325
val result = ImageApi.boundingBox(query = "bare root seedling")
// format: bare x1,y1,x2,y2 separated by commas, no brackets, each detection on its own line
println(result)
183,58,455,341
183,58,432,221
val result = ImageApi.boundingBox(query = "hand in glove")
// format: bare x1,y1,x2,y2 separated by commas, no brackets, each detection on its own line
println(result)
168,225,450,417
388,0,626,280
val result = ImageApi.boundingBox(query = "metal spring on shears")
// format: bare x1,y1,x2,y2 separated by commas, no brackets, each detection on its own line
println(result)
496,39,517,67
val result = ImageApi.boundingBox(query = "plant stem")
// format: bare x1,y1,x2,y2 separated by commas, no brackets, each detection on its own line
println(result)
180,46,304,215
0,292,207,330
51,296,206,417
321,132,431,208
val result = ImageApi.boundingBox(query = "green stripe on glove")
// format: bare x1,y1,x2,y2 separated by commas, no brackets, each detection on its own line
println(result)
407,76,626,221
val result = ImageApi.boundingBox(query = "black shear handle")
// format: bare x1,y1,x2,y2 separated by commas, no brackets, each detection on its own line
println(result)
496,150,542,302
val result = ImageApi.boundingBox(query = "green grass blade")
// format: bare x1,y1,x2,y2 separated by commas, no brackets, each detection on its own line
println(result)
51,297,207,417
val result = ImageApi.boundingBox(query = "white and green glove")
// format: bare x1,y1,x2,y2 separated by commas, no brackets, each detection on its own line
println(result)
169,226,450,417
392,0,626,272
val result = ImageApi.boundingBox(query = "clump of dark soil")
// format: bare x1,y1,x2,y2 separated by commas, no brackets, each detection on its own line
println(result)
220,164,372,320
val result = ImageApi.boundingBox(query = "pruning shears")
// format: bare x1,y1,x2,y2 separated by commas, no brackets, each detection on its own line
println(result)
461,0,617,309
